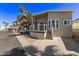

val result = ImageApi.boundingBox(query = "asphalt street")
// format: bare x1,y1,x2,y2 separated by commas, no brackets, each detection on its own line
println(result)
0,31,22,55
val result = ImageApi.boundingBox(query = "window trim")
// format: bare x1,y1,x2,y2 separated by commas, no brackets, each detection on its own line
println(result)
48,19,59,29
49,20,51,28
63,19,71,26
55,20,59,29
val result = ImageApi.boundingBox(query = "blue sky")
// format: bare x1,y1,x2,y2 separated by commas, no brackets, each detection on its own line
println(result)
0,3,79,27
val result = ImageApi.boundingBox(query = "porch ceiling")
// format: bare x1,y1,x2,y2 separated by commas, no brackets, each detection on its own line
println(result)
33,12,48,19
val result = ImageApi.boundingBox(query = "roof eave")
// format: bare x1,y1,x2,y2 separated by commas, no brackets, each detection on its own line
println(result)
33,10,74,17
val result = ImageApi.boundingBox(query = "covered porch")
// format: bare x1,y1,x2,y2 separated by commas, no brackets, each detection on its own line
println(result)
32,23,47,32
30,12,48,39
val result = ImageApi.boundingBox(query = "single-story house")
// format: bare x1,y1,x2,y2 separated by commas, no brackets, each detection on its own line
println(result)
30,10,73,39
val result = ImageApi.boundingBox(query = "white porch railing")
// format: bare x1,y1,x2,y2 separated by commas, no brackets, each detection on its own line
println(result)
32,23,47,32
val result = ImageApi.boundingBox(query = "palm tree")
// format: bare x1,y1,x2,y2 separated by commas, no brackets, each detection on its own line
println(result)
2,21,9,29
19,5,27,15
19,6,32,30
12,15,19,26
12,21,17,26
12,21,17,31
27,12,33,30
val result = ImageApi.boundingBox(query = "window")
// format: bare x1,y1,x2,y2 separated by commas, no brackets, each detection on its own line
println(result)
52,20,58,29
39,23,44,31
64,20,71,25
34,22,38,30
52,20,55,28
34,22,37,25
48,19,59,29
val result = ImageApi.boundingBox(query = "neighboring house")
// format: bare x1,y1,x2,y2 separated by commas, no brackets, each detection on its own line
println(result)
72,18,79,30
72,18,79,38
30,10,73,39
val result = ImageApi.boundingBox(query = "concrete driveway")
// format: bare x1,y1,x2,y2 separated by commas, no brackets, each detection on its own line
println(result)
61,37,79,53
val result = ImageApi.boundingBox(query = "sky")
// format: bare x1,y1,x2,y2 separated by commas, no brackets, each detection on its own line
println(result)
0,3,79,27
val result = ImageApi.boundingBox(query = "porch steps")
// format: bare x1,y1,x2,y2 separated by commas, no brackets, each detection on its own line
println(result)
46,30,52,39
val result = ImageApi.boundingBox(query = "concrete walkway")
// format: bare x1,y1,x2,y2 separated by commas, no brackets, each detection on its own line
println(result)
13,32,66,51
32,37,66,51
13,31,79,55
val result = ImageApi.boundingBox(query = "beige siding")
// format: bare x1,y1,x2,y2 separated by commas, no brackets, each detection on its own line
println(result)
48,12,72,37
73,22,79,29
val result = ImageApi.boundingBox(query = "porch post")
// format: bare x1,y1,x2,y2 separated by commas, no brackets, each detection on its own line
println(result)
33,25,34,31
52,27,53,40
44,23,45,31
32,18,34,31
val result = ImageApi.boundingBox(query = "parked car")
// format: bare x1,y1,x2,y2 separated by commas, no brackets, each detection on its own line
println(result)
19,27,30,35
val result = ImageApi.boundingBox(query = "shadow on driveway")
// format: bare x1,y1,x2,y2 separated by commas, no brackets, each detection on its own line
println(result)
61,37,79,53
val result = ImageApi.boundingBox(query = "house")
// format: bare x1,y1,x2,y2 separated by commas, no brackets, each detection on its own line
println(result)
72,18,79,30
30,10,73,39
72,18,79,38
